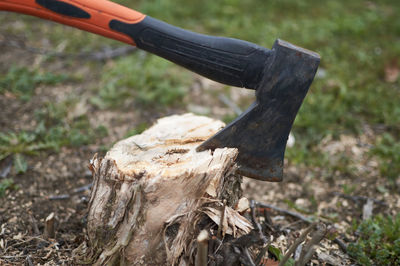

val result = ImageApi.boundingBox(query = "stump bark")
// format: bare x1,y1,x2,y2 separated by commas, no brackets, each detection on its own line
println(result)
74,113,252,265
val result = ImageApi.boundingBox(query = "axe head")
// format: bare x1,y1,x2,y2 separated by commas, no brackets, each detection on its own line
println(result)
197,40,320,181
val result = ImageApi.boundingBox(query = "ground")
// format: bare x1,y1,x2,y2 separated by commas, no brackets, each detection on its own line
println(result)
1,0,400,265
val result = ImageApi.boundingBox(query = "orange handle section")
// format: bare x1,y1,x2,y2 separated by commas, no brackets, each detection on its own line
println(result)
0,0,145,45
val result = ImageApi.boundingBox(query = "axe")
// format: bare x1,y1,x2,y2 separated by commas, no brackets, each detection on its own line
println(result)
0,0,320,181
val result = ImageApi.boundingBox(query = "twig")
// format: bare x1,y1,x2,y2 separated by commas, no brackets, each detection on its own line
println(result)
72,183,92,193
333,238,347,253
249,200,268,245
217,201,227,238
85,46,137,61
29,214,40,235
261,207,275,233
25,255,34,266
279,222,317,266
297,223,327,266
195,230,209,266
218,94,242,115
240,247,256,266
256,202,313,224
3,236,49,253
250,200,262,232
0,36,137,61
255,245,268,266
332,192,387,206
49,194,70,200
48,183,92,200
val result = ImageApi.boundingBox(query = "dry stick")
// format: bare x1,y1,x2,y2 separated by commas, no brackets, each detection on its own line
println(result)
29,214,40,235
332,192,386,206
195,230,209,266
218,93,242,115
72,183,93,193
250,200,268,244
44,213,56,239
25,255,34,266
256,202,313,224
333,238,347,253
255,245,269,266
217,201,227,238
49,183,93,200
241,247,257,266
278,222,317,266
0,36,137,61
296,223,327,266
261,207,276,233
48,194,70,200
257,202,350,258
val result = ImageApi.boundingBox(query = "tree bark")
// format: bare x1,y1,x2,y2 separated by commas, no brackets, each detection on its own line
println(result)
73,113,252,265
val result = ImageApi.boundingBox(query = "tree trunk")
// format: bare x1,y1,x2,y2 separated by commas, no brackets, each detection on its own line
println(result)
73,113,252,265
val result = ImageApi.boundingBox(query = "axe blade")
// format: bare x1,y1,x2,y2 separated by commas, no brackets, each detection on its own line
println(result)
197,40,320,181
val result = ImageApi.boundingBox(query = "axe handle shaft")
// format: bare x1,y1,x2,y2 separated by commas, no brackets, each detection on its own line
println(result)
0,0,271,89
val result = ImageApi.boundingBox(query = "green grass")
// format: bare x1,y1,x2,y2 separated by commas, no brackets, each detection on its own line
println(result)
0,66,67,100
371,133,400,182
124,122,149,138
91,52,191,109
0,178,18,198
0,100,108,173
348,214,400,265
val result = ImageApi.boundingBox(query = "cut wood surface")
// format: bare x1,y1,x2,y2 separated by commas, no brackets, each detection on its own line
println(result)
74,113,252,265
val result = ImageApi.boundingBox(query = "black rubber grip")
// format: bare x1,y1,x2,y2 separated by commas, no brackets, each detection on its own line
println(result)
36,0,90,18
109,16,272,89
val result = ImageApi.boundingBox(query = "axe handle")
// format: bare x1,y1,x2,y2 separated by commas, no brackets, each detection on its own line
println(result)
1,0,271,89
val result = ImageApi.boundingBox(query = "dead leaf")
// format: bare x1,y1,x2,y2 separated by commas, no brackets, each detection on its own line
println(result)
261,259,279,266
384,60,399,83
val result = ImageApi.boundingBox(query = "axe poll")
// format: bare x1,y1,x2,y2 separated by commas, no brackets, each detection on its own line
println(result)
0,0,320,181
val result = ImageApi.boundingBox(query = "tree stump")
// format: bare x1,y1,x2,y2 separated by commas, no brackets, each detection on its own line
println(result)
74,113,253,265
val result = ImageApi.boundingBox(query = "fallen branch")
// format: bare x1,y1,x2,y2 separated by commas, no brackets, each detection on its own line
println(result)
0,35,137,61
25,255,34,266
218,93,242,115
279,222,316,266
333,238,347,253
332,192,387,206
255,202,313,224
296,223,327,266
48,183,92,200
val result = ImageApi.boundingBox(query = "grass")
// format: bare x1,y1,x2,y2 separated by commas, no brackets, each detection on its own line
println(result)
91,52,191,109
0,100,108,174
0,178,18,198
348,214,400,265
371,133,400,182
124,122,149,138
0,66,67,101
